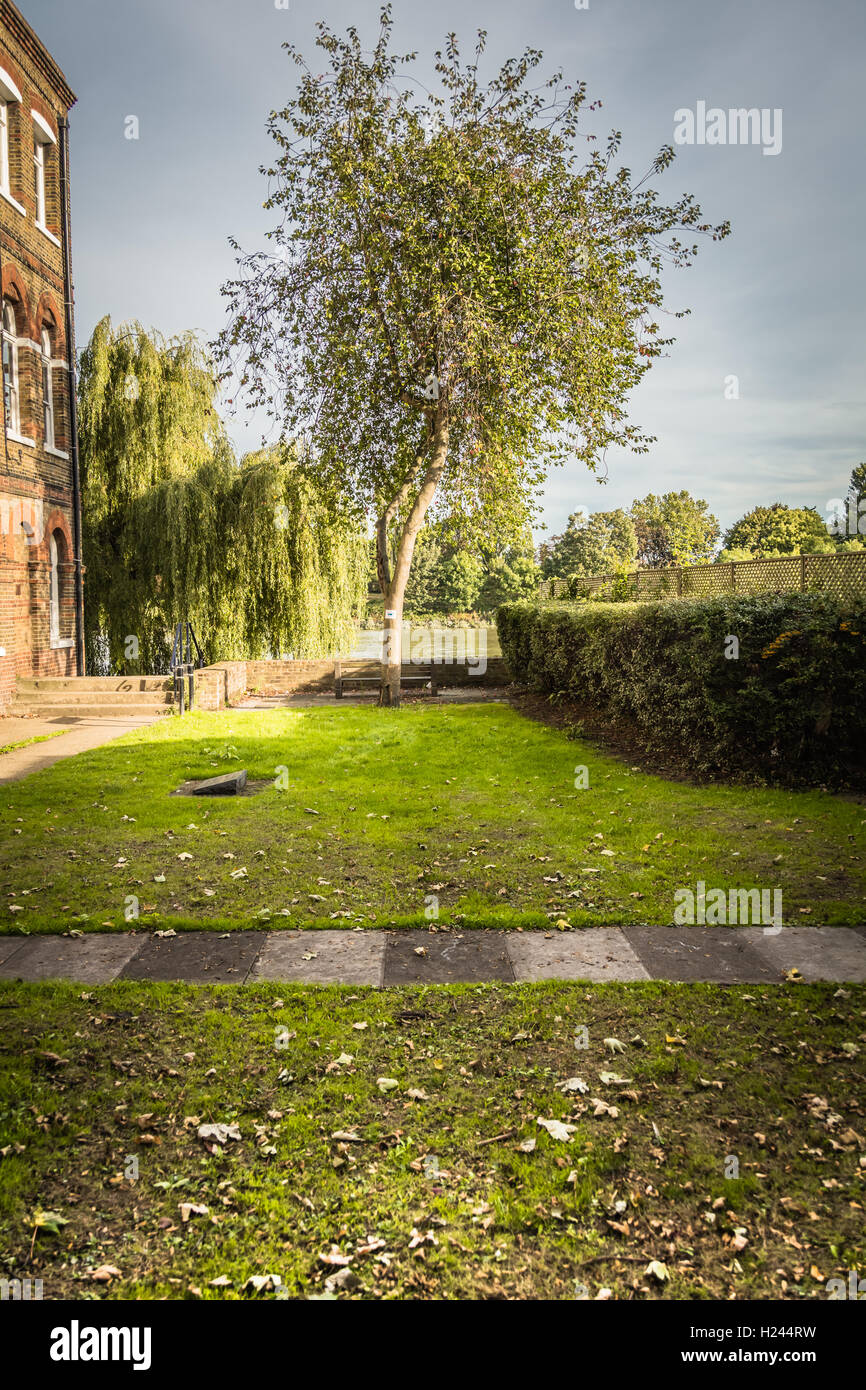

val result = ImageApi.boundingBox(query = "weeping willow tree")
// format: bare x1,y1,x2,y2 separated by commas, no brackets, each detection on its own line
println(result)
79,317,367,673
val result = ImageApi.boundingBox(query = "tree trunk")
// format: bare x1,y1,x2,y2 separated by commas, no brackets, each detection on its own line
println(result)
375,413,449,709
380,587,404,707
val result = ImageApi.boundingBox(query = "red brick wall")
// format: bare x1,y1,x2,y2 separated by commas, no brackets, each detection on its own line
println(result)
193,657,512,709
195,661,248,711
0,9,78,706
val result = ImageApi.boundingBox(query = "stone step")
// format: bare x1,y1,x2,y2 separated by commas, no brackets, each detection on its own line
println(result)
18,688,175,706
8,700,174,718
16,676,173,692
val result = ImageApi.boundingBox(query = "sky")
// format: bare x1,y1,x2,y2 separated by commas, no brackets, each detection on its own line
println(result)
21,0,866,542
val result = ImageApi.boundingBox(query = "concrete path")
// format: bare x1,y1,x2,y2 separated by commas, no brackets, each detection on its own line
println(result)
0,926,864,986
0,714,161,783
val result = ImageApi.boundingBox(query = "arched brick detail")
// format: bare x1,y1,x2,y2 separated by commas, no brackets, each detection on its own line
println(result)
0,52,24,97
1,263,34,338
34,290,65,357
38,507,74,563
29,97,58,143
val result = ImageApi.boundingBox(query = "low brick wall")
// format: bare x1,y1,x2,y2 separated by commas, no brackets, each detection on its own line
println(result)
195,661,249,711
249,657,510,693
196,656,511,707
247,659,336,693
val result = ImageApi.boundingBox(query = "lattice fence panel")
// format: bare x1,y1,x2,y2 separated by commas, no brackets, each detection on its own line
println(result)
732,557,801,595
539,552,866,604
804,551,866,600
681,566,733,597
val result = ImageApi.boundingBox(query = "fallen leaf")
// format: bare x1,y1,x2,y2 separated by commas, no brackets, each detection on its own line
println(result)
537,1116,577,1143
179,1202,209,1223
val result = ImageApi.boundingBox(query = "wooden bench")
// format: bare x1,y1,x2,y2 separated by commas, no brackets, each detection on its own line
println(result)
334,660,438,698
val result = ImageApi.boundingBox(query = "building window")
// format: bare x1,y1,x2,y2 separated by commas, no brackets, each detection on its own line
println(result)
41,328,54,448
0,67,22,207
49,529,61,645
0,100,9,194
31,113,57,237
2,301,19,434
49,529,73,648
34,136,46,225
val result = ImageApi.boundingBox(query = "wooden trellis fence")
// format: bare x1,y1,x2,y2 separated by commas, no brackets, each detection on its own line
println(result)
539,552,866,603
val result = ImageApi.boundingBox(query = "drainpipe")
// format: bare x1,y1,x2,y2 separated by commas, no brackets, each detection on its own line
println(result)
58,115,85,676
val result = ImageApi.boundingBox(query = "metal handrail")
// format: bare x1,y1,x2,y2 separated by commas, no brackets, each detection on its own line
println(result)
170,620,205,714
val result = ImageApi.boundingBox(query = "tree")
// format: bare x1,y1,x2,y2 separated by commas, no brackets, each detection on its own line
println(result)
722,503,830,557
79,318,367,672
402,528,444,613
217,8,728,702
849,464,866,503
436,550,484,612
478,545,540,608
402,524,538,613
631,491,719,567
542,507,636,577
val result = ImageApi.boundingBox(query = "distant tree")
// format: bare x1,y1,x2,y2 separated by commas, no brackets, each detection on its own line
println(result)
402,528,444,613
722,503,830,557
217,9,728,701
437,550,485,612
478,545,540,608
631,491,719,567
542,507,637,577
849,464,866,502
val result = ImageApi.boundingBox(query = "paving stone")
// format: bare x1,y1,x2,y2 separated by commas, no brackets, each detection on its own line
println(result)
251,930,385,985
507,927,650,982
623,926,779,983
384,931,513,984
0,933,143,983
741,927,866,982
190,770,247,796
122,931,266,983
0,937,28,968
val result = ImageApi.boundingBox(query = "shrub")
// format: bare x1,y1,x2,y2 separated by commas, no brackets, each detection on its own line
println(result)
496,593,866,784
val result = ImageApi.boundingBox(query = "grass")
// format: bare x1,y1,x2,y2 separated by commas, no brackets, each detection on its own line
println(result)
0,730,66,757
0,704,862,932
0,977,862,1300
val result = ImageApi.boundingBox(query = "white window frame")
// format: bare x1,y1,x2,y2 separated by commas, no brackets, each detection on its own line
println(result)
49,531,73,648
49,530,60,645
32,112,59,242
0,100,8,196
2,300,20,435
41,328,55,448
33,136,46,227
0,70,25,216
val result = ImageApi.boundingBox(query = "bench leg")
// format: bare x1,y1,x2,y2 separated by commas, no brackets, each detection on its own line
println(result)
335,680,343,699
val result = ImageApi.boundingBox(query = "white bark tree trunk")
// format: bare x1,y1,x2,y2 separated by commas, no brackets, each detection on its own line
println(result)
375,413,449,707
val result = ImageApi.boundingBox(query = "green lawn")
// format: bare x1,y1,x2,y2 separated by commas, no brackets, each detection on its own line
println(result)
1,977,862,1300
0,704,862,932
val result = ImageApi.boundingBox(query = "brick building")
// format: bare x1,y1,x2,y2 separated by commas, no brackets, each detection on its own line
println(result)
0,0,82,708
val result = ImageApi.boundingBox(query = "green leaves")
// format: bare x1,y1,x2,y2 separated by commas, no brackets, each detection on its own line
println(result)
216,9,727,557
497,591,866,786
31,1210,69,1238
722,504,835,558
79,321,368,671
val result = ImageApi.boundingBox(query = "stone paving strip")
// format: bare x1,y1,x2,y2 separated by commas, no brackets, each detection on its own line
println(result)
0,926,865,986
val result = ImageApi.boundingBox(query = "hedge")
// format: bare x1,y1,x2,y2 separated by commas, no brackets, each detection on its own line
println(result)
496,593,866,784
